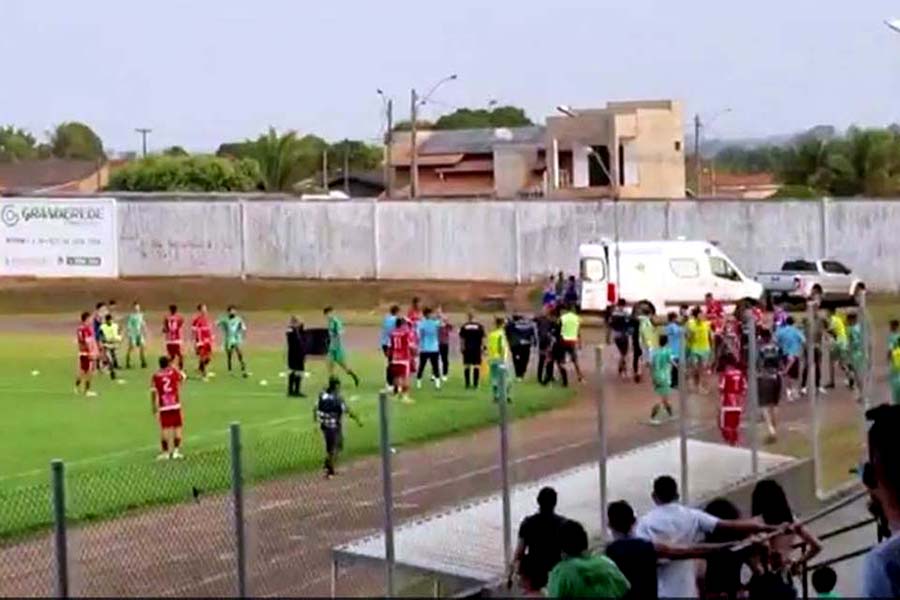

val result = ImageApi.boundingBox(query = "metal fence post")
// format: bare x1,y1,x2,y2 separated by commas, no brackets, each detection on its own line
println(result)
805,303,823,499
229,423,247,599
678,328,689,504
745,311,760,479
378,392,396,597
811,306,824,498
497,365,513,569
595,346,608,539
51,460,68,599
372,198,381,280
858,291,871,454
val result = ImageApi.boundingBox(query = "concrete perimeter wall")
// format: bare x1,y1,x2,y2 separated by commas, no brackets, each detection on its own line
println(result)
110,196,900,290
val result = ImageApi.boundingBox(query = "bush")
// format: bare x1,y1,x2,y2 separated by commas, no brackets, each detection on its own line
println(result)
772,184,823,199
107,155,262,192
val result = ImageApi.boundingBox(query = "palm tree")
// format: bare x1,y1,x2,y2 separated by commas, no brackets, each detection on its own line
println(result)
246,128,306,192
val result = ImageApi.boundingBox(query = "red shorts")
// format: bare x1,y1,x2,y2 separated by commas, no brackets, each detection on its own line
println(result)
159,409,183,429
79,355,94,373
166,343,183,359
389,361,410,380
196,343,212,360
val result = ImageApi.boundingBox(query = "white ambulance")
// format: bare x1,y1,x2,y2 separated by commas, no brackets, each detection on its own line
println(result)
578,240,764,314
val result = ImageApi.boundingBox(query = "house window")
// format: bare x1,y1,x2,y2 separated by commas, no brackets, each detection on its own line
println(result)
588,146,611,186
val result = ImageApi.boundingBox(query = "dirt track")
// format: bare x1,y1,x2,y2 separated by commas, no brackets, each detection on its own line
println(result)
0,327,872,597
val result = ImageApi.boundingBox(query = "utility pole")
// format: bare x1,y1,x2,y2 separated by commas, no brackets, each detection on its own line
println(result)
135,128,152,158
410,88,419,199
384,99,393,198
693,114,702,197
343,139,350,196
322,148,328,190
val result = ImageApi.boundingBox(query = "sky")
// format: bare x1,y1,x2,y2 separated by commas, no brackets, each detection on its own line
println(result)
4,0,900,154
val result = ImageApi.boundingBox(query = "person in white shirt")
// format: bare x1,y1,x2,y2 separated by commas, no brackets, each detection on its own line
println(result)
635,475,775,598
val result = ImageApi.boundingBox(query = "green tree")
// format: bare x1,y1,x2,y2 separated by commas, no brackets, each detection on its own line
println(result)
392,119,435,131
433,105,533,130
107,155,261,192
50,122,105,160
0,126,37,162
328,139,383,175
163,146,189,157
243,128,310,191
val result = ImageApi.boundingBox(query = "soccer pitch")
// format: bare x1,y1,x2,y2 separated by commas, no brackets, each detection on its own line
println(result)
0,326,574,540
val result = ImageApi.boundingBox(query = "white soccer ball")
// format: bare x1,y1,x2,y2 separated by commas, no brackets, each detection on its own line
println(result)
278,372,287,378
259,379,269,386
31,370,40,376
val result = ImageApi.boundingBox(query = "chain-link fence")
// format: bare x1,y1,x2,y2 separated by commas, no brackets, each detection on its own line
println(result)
1,302,887,597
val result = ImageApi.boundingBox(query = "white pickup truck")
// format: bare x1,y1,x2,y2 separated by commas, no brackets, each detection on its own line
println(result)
756,259,864,305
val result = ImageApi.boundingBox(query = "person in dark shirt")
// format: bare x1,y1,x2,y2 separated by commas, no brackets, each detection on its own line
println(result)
459,313,486,390
541,311,568,387
436,306,453,382
609,299,631,379
314,377,361,479
629,312,643,382
510,487,568,590
535,305,555,385
506,314,537,381
285,316,307,397
699,498,748,600
563,275,580,306
606,499,736,600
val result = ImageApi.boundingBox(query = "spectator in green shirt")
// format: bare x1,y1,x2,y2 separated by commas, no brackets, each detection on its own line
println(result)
547,519,630,599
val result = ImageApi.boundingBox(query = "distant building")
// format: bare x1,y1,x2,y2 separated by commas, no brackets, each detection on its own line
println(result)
326,171,387,198
700,169,779,199
0,159,109,194
388,99,686,199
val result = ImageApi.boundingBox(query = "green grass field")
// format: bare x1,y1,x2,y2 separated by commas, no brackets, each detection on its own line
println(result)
0,327,573,540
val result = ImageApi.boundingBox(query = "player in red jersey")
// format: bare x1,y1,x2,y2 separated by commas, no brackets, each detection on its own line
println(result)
389,318,414,404
191,304,215,380
151,356,187,460
75,311,99,397
406,296,423,325
162,304,185,371
718,353,747,446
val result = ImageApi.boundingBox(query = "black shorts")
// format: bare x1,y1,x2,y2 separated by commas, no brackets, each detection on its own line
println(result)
613,335,629,356
670,362,680,388
563,341,578,362
759,376,782,407
462,349,483,366
784,356,800,379
323,427,343,454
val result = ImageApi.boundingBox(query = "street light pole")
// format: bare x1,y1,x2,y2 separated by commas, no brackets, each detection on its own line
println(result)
556,105,621,293
135,128,152,158
378,90,394,198
410,88,419,199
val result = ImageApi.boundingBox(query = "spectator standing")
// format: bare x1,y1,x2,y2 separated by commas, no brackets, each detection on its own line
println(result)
758,328,783,442
607,500,734,600
563,275,580,307
776,316,806,402
314,376,361,479
285,317,307,397
535,305,555,385
415,308,441,389
699,498,747,600
862,404,900,598
811,566,840,599
436,306,452,382
507,313,537,381
750,479,822,597
800,314,826,395
510,487,567,592
547,520,630,598
542,276,558,309
380,305,400,390
609,299,632,379
554,271,566,297
636,475,774,599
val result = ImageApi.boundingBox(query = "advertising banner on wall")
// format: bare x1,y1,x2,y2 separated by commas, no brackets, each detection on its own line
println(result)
0,198,118,277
